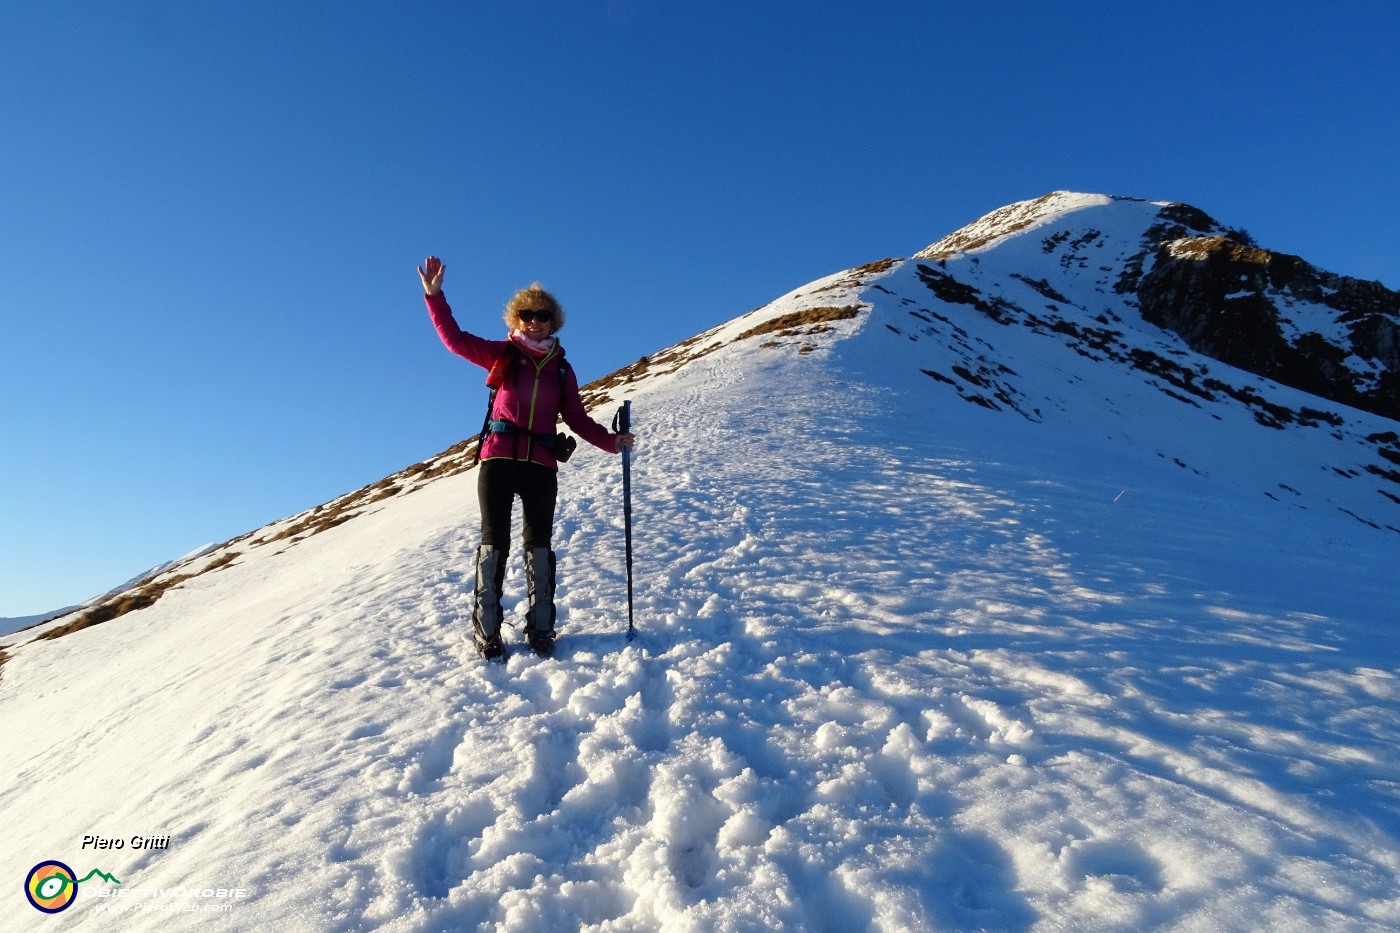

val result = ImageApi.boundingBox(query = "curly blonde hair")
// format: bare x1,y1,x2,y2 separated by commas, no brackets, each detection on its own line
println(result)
504,283,565,333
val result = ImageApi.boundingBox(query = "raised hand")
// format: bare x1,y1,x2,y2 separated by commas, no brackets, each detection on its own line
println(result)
418,256,445,296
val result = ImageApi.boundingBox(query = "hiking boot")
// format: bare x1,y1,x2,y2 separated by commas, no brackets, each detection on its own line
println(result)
472,545,507,660
524,546,557,657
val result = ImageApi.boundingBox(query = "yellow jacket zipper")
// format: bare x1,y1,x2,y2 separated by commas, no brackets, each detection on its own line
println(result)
523,348,557,462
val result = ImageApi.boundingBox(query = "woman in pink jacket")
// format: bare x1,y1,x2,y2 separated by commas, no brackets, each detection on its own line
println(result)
418,256,632,660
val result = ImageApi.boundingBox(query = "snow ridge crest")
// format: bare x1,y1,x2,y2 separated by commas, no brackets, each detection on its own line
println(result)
915,191,1119,260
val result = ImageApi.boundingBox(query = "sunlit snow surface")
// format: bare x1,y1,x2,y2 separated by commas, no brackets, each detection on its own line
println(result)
4,198,1399,930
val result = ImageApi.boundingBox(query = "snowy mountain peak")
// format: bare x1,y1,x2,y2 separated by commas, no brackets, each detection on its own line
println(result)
907,190,1399,421
913,191,1220,262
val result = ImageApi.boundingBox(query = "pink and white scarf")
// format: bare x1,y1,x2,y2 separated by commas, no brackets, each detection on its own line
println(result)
511,330,557,358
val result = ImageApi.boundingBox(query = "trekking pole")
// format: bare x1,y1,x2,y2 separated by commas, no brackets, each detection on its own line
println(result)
615,400,636,640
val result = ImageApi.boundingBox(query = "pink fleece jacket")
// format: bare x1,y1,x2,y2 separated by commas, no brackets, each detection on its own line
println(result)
426,291,616,470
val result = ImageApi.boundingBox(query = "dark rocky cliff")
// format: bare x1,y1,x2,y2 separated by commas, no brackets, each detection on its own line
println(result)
1136,234,1400,421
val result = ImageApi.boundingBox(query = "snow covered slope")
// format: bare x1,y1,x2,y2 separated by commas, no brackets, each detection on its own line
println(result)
3,194,1399,931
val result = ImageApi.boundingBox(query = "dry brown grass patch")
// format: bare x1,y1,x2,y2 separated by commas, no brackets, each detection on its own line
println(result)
736,305,865,342
33,551,240,642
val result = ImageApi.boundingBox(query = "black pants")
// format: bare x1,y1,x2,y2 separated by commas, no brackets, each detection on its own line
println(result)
478,459,558,549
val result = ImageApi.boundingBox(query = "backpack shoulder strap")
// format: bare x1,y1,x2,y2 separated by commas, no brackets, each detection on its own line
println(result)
475,342,523,463
555,346,570,388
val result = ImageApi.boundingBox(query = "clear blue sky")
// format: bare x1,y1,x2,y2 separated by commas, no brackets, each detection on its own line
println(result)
2,1,1397,617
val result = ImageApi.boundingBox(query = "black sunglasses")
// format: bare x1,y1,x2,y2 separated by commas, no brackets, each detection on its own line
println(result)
517,309,552,323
